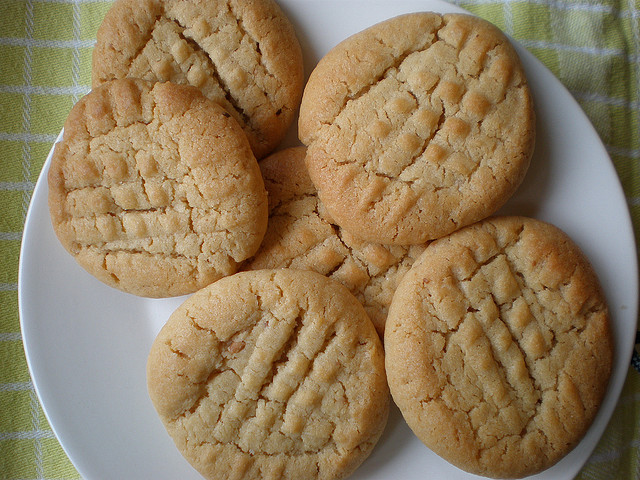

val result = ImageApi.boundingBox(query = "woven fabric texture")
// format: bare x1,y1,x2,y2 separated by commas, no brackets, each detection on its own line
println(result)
0,0,638,478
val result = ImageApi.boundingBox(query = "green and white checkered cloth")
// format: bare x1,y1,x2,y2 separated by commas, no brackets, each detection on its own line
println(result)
1,0,638,478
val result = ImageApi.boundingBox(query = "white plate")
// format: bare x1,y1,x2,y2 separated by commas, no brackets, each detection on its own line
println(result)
19,1,638,479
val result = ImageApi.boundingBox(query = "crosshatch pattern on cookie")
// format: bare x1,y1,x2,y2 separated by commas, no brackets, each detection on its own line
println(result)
384,216,612,478
244,147,426,336
147,269,389,480
299,13,535,245
48,78,268,297
92,0,304,159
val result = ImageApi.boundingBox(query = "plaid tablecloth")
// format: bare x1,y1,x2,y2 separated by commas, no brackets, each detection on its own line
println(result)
1,0,638,478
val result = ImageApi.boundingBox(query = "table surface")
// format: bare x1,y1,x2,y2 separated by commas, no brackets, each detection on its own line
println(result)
1,0,639,479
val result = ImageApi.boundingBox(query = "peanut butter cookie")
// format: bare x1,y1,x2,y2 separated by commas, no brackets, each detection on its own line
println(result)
299,13,535,245
384,216,612,478
48,78,268,297
147,269,389,480
92,0,304,159
244,146,426,336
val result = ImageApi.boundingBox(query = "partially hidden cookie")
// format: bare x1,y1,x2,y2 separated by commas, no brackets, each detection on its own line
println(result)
299,13,535,245
384,216,612,478
244,146,426,336
48,78,268,297
92,0,304,159
147,269,389,480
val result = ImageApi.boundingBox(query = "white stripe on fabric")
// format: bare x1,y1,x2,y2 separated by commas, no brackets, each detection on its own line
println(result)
0,84,90,96
18,6,45,475
0,132,58,143
518,38,638,61
0,382,34,392
499,0,514,36
34,0,110,3
616,390,640,405
0,332,23,341
586,440,640,465
608,145,640,159
455,0,638,18
0,181,36,191
21,0,35,220
0,36,95,49
0,232,24,241
573,90,640,111
629,0,640,177
30,387,44,479
0,430,56,441
71,0,82,104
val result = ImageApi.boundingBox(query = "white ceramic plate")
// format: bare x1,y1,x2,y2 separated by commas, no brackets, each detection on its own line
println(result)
19,1,638,479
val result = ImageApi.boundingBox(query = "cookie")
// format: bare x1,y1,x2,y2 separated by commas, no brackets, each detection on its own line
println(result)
244,146,426,336
298,13,535,245
147,269,389,480
48,78,268,297
92,0,304,159
384,216,612,478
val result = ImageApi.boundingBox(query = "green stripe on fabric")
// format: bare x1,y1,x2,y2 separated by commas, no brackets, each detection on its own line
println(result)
0,140,54,185
0,93,28,135
0,391,32,433
78,47,94,86
603,13,636,51
78,1,112,41
0,341,30,383
574,94,639,152
0,193,27,232
32,2,74,42
31,47,78,88
577,371,640,479
0,291,19,334
606,55,638,103
556,51,611,90
0,142,28,182
0,240,21,287
41,438,82,479
609,152,640,196
457,2,508,30
523,46,562,74
609,103,640,152
628,204,640,245
550,8,612,48
27,141,54,182
0,46,28,86
511,2,556,41
0,439,37,478
0,1,27,38
28,94,75,135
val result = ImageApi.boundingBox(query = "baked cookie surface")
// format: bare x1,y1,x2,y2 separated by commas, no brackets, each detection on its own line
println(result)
244,147,426,336
299,13,535,244
92,0,304,159
48,78,268,297
147,269,389,480
384,216,612,478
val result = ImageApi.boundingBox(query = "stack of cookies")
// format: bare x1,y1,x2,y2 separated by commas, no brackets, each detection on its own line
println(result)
47,2,613,479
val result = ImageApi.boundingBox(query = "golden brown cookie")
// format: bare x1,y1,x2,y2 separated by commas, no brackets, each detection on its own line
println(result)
147,269,389,480
384,216,612,478
48,78,268,297
244,146,426,336
92,0,304,159
299,13,535,245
